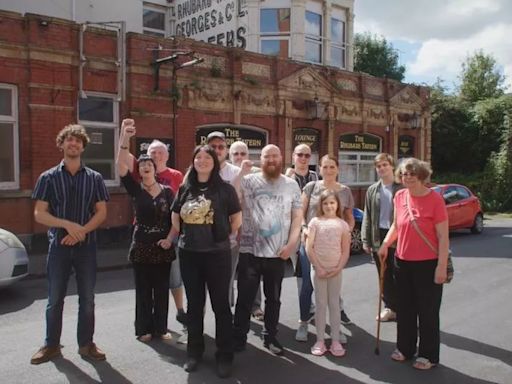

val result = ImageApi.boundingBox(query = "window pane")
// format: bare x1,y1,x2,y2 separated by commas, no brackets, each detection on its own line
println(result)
79,97,114,122
340,154,357,160
331,18,345,44
82,127,115,180
331,47,344,68
305,41,322,63
261,40,289,58
260,9,290,33
143,9,165,31
339,163,357,184
0,123,14,182
144,29,165,37
0,89,12,116
305,11,321,36
359,163,376,182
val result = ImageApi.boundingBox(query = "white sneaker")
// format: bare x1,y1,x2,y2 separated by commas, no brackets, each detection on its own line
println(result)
177,328,188,344
295,322,308,342
377,308,396,322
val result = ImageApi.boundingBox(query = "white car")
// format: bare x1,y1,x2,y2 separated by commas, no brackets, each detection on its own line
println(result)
0,228,29,288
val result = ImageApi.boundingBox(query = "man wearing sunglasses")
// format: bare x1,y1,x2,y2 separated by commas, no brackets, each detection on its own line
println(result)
285,144,318,190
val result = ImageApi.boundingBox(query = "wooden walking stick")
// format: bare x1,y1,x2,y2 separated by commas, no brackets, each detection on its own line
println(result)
375,253,387,355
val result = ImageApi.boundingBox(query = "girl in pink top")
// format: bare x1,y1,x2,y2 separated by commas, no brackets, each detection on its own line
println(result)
306,190,351,357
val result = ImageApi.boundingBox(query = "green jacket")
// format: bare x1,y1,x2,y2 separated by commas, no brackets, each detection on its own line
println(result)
361,180,403,251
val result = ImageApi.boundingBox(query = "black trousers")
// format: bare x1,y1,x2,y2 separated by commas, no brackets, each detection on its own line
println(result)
372,229,398,311
395,258,443,363
180,247,233,361
132,262,171,336
234,253,285,343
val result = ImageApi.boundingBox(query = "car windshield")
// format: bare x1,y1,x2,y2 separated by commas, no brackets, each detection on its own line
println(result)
432,186,442,194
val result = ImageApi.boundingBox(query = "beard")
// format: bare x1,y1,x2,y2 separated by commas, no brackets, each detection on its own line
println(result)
262,162,282,179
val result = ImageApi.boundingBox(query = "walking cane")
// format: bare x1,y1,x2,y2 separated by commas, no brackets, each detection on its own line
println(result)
375,252,387,355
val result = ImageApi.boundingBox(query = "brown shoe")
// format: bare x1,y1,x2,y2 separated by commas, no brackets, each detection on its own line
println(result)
30,345,62,365
78,343,106,361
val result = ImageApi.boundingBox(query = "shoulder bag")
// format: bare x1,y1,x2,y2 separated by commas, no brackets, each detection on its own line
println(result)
405,192,454,283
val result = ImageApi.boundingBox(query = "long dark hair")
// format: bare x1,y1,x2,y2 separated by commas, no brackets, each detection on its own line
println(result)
183,145,224,192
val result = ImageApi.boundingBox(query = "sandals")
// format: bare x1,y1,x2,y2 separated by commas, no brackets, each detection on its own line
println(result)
311,341,327,356
329,341,346,357
413,357,437,370
391,349,407,362
251,308,264,321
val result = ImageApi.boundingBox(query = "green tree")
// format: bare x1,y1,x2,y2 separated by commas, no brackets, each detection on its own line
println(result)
353,32,405,81
459,51,506,103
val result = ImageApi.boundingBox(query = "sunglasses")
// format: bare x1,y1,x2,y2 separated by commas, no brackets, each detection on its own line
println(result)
295,153,311,159
400,171,417,177
210,144,226,150
232,152,247,156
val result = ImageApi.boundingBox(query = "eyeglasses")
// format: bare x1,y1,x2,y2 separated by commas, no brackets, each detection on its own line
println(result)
400,171,417,177
295,153,311,159
210,144,226,150
232,152,247,156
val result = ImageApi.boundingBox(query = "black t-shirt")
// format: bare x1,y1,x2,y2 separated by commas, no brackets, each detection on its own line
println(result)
171,181,241,252
121,173,175,244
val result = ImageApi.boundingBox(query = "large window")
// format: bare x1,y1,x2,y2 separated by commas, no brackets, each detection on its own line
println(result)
78,94,118,185
260,8,291,58
339,153,377,185
143,3,168,37
305,11,322,63
331,18,346,68
0,84,19,190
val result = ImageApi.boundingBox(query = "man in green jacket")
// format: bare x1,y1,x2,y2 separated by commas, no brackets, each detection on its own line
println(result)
362,153,402,322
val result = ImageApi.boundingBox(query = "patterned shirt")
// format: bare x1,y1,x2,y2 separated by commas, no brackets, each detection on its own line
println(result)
32,161,109,246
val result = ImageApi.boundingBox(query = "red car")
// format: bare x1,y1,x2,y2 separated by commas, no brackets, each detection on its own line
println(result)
431,184,484,234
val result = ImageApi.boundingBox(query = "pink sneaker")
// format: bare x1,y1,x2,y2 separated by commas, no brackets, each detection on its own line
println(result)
311,341,327,356
329,341,346,357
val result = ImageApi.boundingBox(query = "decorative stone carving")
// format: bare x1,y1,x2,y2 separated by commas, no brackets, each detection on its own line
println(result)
368,106,386,120
240,89,276,114
187,82,232,111
197,55,227,71
337,78,358,92
242,62,270,78
366,81,384,96
298,74,319,91
338,103,360,118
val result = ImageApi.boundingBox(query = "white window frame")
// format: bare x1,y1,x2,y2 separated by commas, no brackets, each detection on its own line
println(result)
305,10,323,64
143,2,169,37
0,83,19,190
330,17,346,68
339,152,379,186
259,8,291,58
78,92,119,187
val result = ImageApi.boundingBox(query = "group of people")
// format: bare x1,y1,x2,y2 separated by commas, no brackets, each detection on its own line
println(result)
30,120,450,378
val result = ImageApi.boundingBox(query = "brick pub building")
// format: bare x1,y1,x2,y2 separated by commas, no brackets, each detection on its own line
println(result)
0,10,430,245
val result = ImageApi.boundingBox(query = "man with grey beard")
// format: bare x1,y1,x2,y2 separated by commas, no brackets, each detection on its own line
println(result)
233,145,302,356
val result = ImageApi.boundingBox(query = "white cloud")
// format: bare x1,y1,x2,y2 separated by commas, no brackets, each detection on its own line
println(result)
354,0,512,90
408,24,512,90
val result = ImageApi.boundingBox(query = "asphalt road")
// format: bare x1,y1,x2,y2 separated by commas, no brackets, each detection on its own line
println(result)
1,218,511,384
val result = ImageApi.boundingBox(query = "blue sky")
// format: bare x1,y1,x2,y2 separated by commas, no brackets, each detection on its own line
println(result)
354,0,512,92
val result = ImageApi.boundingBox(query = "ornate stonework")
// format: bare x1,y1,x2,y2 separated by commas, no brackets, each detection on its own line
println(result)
366,81,384,96
367,106,386,121
240,89,276,114
336,78,358,92
336,101,361,122
196,55,227,72
242,62,271,79
187,82,232,111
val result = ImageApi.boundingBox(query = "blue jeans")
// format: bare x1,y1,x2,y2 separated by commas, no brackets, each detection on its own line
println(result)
298,244,314,322
45,243,97,347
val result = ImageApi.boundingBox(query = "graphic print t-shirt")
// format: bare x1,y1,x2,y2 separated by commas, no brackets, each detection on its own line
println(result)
239,174,302,258
172,182,240,252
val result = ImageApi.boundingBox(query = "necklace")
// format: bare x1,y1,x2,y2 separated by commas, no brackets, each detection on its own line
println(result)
142,181,157,190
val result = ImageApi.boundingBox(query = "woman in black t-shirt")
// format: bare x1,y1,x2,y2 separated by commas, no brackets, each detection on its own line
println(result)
118,154,175,342
171,145,242,378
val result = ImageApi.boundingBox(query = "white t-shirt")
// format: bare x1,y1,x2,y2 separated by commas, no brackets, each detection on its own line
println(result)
220,162,240,184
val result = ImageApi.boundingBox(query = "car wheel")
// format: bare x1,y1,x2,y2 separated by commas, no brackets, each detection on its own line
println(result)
351,224,363,254
470,213,484,234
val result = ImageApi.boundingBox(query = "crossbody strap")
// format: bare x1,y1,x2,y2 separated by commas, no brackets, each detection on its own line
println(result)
405,192,438,255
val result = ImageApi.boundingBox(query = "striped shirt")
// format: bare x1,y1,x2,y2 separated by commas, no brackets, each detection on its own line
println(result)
32,161,109,246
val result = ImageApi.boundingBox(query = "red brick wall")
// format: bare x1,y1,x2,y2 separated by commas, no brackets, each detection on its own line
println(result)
0,11,429,236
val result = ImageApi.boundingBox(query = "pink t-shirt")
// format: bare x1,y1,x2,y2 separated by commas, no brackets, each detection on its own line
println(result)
394,189,448,261
308,217,350,268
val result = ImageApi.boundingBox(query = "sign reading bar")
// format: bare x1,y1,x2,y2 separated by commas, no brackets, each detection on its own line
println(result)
196,127,266,149
398,135,415,158
292,128,319,153
339,134,381,152
135,137,175,168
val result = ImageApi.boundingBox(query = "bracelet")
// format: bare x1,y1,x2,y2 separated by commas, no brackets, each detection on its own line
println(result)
119,145,129,150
